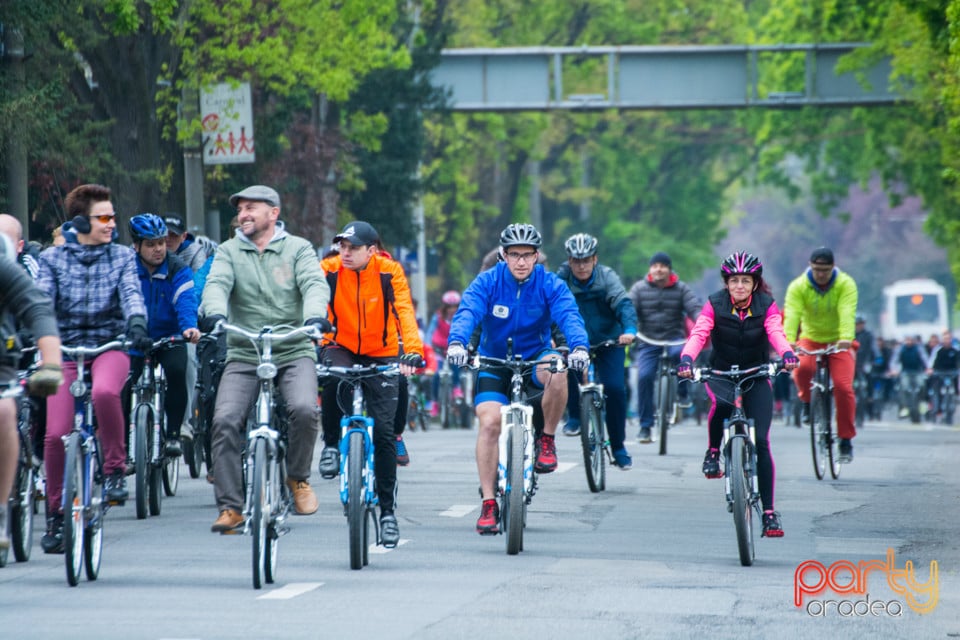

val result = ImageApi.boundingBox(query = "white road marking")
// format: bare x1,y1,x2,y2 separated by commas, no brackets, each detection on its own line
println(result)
439,504,477,518
369,539,410,554
256,582,324,600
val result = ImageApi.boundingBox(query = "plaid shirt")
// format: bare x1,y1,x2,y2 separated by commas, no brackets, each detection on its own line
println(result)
37,242,146,347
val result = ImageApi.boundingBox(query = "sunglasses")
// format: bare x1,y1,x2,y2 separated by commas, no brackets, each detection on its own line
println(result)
89,214,116,224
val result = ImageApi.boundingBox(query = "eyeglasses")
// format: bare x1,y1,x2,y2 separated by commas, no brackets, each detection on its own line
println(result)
89,214,116,224
505,250,537,263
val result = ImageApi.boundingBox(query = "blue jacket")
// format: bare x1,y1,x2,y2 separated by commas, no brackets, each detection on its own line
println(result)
556,262,638,343
137,252,198,339
449,262,589,359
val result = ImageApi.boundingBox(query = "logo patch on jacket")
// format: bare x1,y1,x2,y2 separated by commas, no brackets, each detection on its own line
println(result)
493,305,509,318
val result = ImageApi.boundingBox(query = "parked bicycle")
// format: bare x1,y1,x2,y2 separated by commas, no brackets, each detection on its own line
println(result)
797,344,847,480
316,361,401,570
691,362,782,566
59,339,126,586
469,342,565,555
635,332,687,455
128,337,184,520
576,340,619,493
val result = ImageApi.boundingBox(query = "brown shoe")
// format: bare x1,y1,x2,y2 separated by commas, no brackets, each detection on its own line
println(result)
211,509,244,534
287,479,318,515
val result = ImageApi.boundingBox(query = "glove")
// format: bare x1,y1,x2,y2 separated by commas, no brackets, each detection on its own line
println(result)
782,351,799,369
199,314,226,334
27,363,64,397
399,352,424,368
568,347,590,372
446,342,468,367
677,355,694,378
305,317,332,334
126,316,154,352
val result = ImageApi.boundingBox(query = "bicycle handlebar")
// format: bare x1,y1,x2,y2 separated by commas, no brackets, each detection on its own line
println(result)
316,362,401,379
796,344,848,356
0,380,24,400
61,340,127,359
470,354,566,374
691,362,781,384
633,332,686,348
216,322,323,344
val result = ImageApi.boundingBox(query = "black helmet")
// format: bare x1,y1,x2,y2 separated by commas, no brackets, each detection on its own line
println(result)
499,223,542,249
720,251,762,280
564,233,598,259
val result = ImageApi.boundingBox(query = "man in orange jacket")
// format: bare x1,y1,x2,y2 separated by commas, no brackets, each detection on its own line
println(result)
318,221,423,548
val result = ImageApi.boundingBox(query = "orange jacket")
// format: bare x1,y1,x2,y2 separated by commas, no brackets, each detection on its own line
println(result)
320,253,424,359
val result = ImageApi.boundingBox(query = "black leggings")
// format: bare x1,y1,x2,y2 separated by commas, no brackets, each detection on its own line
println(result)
706,378,776,512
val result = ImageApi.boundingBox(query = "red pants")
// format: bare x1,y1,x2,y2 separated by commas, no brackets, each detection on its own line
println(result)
792,339,857,440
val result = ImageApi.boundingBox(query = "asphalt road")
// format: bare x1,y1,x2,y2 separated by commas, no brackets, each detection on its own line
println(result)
1,414,956,640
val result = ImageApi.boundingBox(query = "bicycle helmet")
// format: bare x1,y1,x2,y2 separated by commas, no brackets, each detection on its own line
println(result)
441,290,461,306
499,223,542,249
720,251,762,280
129,213,168,242
564,233,598,259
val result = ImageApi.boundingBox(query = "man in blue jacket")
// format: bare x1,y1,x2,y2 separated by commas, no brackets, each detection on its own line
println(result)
446,223,590,535
126,214,200,456
556,233,639,469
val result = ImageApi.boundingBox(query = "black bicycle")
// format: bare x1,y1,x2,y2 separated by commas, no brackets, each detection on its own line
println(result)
691,363,782,566
798,345,845,480
577,341,618,493
635,332,686,455
2,368,39,566
185,333,223,482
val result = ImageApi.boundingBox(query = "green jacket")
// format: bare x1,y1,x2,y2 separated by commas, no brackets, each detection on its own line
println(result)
201,223,330,366
783,267,858,344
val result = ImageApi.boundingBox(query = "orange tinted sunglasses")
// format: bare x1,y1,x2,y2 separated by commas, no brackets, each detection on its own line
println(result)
90,214,116,224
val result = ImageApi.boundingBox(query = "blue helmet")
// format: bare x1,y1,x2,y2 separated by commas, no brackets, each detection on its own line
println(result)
129,213,168,242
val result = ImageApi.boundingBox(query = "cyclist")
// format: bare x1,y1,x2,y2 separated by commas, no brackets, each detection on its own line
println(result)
677,251,798,537
36,183,151,552
556,233,638,469
200,185,331,533
124,214,201,457
0,233,64,550
783,247,858,462
426,290,462,417
446,223,590,535
891,334,927,419
928,330,959,420
627,251,701,443
317,220,423,548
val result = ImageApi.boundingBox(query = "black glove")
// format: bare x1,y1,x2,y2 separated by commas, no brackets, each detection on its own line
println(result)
199,314,226,334
782,351,799,368
399,352,424,368
305,317,332,334
126,315,153,352
677,355,694,378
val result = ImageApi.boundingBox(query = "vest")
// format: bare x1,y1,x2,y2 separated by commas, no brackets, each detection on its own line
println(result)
709,290,773,370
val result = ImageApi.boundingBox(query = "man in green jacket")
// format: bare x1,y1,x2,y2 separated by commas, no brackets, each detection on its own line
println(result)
201,185,331,533
783,247,858,462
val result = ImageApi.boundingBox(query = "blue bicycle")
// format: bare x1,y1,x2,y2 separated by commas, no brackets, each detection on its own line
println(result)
316,361,400,570
60,339,126,586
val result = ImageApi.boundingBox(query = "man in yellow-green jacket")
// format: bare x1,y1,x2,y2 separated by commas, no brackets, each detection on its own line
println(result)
783,247,858,462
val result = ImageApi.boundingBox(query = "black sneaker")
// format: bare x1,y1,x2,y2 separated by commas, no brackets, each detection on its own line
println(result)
106,470,129,504
380,511,400,548
838,438,853,462
702,448,722,478
41,513,64,554
762,511,784,537
801,402,811,424
318,446,340,479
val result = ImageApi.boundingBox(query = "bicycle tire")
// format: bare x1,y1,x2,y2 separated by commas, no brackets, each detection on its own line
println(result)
347,429,365,570
185,390,203,479
657,373,671,455
439,375,452,429
133,405,150,519
11,451,35,563
83,447,104,581
264,453,282,584
162,452,179,497
504,415,525,555
579,389,605,493
809,389,827,480
250,437,268,589
826,394,841,480
63,431,84,586
148,416,163,516
362,507,371,567
729,437,754,567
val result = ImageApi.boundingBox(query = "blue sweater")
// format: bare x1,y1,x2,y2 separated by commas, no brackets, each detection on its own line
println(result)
137,252,198,339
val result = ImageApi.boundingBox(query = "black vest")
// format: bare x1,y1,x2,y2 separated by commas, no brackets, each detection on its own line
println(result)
709,290,773,370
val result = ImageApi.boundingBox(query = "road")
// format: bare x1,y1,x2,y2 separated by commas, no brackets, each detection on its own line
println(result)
1,415,956,640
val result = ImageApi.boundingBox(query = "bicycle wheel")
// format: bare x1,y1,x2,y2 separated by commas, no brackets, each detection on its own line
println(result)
579,390,605,493
250,437,268,589
439,376,452,429
728,437,755,567
11,451,35,563
162,451,180,497
148,417,163,516
809,389,828,480
504,416,525,555
83,445,104,581
185,390,203,479
133,405,150,519
362,506,372,567
63,432,84,586
826,395,841,480
347,430,365,570
264,459,281,584
657,373,671,455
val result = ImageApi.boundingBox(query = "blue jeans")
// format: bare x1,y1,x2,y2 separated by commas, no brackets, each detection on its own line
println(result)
567,345,628,451
635,343,683,428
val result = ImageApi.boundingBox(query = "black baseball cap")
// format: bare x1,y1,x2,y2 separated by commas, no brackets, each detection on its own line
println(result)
809,247,834,265
333,221,380,247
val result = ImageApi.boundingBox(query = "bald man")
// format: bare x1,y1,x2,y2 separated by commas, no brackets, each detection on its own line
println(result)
0,214,39,279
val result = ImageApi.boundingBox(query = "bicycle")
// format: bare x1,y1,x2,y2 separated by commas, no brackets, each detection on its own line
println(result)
929,370,957,425
635,332,687,455
316,360,401,570
437,357,470,429
217,322,320,589
128,337,184,520
184,333,223,481
690,362,782,567
2,369,39,566
469,342,565,555
59,339,126,586
797,345,846,480
405,373,429,432
576,340,619,493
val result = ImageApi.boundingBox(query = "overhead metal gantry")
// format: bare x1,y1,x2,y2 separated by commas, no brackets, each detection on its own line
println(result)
432,43,900,111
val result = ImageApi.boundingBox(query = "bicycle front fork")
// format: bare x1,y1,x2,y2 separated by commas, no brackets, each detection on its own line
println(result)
497,404,534,497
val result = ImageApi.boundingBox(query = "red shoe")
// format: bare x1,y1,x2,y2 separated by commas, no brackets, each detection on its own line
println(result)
534,434,558,473
476,499,499,535
762,511,785,538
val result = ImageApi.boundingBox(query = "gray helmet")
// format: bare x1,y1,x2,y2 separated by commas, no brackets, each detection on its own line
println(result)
499,223,542,249
564,233,598,259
